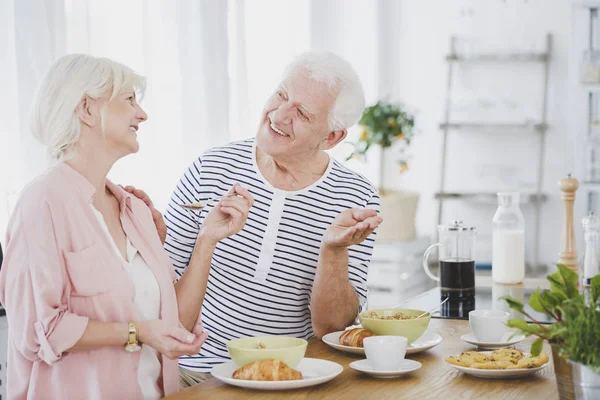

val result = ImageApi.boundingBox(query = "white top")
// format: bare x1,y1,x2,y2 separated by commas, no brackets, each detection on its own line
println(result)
91,205,162,400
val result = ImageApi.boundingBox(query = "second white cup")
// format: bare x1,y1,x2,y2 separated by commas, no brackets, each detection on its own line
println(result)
363,336,408,371
469,309,509,342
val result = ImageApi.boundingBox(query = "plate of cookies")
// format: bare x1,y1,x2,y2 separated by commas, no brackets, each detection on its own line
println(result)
445,349,550,378
322,327,443,355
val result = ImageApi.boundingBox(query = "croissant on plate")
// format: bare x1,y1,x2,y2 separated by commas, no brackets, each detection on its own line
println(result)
232,359,303,381
339,328,375,347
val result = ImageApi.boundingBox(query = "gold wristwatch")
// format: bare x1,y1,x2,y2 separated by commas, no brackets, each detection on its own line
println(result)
124,321,141,352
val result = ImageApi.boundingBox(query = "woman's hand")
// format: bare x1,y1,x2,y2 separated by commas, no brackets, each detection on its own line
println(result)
199,184,253,245
137,320,208,360
121,185,167,244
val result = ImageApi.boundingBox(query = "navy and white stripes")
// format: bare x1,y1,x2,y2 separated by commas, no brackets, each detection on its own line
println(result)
164,139,380,372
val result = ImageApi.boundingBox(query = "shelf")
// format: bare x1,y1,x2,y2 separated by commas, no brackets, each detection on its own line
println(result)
439,122,547,132
435,192,548,204
582,83,600,93
446,53,549,63
582,181,600,190
572,0,600,8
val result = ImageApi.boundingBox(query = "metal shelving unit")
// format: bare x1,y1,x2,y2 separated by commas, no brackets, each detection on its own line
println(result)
446,53,548,63
580,4,600,214
435,192,548,205
439,122,547,132
437,34,552,269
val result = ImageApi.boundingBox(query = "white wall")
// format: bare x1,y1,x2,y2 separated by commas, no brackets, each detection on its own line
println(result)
382,0,572,268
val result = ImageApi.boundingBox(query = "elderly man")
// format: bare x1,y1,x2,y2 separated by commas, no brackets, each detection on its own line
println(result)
166,51,382,386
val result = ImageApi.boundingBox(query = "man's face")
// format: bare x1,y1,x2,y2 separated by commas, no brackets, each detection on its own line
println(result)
256,70,338,160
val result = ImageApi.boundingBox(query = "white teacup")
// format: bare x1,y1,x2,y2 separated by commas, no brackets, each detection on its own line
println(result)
469,309,509,342
363,336,408,371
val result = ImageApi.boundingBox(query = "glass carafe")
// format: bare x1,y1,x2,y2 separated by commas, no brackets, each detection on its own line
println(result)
423,221,477,298
492,192,525,284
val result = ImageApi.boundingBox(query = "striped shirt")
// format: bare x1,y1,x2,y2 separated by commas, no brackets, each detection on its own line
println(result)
164,139,380,372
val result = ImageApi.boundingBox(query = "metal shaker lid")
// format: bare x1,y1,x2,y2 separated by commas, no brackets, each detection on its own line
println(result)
582,211,600,229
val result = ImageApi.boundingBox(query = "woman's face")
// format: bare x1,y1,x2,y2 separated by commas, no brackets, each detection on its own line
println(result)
102,91,148,157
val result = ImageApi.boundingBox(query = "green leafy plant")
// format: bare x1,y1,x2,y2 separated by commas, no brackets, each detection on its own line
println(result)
500,264,579,356
501,264,600,370
347,101,416,174
558,275,600,373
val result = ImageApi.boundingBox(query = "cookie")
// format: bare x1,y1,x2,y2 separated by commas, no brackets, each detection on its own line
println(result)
458,351,492,365
516,353,549,369
446,355,471,367
491,348,524,364
470,361,513,369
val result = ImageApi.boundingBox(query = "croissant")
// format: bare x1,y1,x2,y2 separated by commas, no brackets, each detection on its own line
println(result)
339,328,375,347
232,359,303,381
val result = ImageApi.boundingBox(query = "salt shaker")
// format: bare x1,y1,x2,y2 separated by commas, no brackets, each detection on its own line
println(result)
581,212,600,288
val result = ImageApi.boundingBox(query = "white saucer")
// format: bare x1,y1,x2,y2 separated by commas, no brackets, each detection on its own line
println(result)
349,359,422,378
322,330,443,355
211,358,343,390
460,332,526,349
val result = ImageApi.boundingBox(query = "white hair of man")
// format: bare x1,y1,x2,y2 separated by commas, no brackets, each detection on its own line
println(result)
30,54,146,161
281,51,365,132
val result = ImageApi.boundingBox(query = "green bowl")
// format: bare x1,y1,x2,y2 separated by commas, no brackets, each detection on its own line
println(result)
358,308,430,344
227,336,308,368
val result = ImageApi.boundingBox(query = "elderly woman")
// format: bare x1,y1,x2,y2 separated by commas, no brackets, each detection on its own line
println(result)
0,54,252,399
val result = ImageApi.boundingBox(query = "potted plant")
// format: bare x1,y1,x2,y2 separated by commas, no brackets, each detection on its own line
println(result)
347,101,418,242
559,275,600,398
501,264,600,400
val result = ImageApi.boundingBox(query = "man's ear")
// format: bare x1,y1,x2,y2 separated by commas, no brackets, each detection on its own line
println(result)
75,95,98,128
321,128,347,150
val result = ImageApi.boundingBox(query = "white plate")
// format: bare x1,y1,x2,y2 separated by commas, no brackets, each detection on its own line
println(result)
349,359,422,378
460,332,526,349
322,331,443,355
210,358,343,390
446,351,549,379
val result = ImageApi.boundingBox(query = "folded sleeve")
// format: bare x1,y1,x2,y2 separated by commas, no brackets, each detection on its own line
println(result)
0,203,88,365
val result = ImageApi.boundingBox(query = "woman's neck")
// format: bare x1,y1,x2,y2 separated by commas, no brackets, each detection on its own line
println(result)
66,150,115,206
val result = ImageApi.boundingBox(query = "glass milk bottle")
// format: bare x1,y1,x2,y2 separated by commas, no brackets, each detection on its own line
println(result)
492,192,525,283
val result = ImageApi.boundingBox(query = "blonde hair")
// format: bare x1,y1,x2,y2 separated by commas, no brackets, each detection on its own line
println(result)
30,54,147,161
282,51,365,131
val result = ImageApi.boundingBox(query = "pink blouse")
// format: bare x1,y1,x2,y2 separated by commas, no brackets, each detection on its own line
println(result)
0,163,180,399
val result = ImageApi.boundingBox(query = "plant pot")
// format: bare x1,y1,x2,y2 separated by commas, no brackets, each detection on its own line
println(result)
570,360,600,400
376,190,419,242
552,344,576,400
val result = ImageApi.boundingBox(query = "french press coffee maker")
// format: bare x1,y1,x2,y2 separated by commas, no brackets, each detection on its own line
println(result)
422,221,477,298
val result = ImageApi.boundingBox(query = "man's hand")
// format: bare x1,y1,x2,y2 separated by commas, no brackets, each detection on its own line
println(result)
121,185,167,244
199,184,254,245
322,208,382,249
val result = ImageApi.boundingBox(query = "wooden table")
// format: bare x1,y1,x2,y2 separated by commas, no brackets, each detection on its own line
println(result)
164,318,558,400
